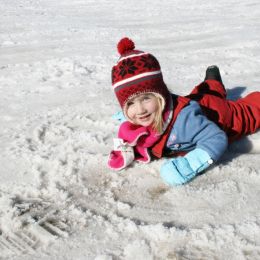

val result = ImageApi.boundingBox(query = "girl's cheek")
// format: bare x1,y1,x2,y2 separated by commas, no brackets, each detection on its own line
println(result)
126,108,133,119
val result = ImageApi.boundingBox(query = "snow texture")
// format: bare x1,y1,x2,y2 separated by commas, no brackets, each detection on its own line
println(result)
0,0,260,259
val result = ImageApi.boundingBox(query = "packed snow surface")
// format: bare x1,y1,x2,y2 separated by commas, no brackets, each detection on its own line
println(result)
0,0,260,259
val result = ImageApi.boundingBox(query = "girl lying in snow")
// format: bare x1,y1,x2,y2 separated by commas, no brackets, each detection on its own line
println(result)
108,37,260,186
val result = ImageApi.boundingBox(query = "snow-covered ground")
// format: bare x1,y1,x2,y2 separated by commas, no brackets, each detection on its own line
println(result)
0,0,260,259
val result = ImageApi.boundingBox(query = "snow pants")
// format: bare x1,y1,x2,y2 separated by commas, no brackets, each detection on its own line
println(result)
187,80,260,143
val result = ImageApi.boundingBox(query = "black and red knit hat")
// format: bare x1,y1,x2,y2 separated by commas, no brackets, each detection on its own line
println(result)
112,37,170,109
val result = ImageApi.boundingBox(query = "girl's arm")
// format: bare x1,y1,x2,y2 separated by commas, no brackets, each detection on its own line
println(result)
161,101,228,186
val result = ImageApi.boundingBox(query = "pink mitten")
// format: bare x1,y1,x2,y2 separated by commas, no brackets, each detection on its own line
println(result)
107,138,135,171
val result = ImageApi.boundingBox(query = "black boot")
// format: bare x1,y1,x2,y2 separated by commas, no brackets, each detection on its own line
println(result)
204,65,223,84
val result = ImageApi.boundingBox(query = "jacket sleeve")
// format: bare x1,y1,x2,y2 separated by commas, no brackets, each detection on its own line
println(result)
169,101,228,161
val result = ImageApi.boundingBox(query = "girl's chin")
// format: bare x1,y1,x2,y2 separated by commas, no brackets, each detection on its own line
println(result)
140,123,152,127
137,119,153,127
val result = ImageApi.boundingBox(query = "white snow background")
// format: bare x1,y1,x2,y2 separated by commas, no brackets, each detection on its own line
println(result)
0,0,260,259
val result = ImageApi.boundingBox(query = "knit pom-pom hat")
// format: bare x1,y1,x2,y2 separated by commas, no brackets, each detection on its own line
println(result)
111,37,170,112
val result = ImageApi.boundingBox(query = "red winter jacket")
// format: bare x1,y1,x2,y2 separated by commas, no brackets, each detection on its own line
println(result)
151,80,260,158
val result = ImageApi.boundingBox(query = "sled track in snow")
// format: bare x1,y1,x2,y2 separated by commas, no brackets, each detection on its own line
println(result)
0,197,70,259
0,218,69,258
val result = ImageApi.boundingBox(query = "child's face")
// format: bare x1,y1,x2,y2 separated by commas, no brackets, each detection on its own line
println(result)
126,93,159,127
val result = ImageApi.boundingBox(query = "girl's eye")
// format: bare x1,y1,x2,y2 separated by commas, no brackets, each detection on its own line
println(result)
127,101,134,106
143,96,151,101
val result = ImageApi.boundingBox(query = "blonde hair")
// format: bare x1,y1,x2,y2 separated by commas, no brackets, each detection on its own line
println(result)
151,95,164,134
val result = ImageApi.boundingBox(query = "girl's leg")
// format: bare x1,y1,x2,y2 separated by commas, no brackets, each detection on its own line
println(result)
188,66,226,99
232,92,260,136
239,91,260,109
188,80,227,100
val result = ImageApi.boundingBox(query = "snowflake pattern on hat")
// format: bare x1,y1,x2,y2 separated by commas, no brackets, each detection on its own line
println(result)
119,59,137,77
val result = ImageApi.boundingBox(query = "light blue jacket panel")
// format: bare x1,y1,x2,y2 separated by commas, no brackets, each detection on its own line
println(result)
166,101,228,161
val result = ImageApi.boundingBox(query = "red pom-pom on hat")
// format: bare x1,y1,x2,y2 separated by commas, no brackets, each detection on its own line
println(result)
117,37,135,55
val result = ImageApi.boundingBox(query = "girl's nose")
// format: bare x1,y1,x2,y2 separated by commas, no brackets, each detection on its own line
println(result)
136,102,146,114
